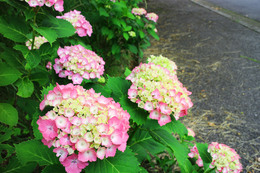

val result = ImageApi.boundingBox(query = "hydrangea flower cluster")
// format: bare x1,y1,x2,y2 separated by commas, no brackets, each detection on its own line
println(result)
37,83,131,173
188,145,203,167
25,0,64,12
147,55,178,75
57,10,93,37
26,36,48,50
146,12,159,23
131,8,147,16
46,61,52,70
126,62,193,126
189,143,242,172
208,142,243,173
53,45,105,84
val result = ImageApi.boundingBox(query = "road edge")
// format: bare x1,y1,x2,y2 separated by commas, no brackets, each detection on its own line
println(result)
191,0,260,33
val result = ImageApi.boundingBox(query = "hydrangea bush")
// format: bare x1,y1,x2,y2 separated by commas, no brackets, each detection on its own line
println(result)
0,0,244,172
38,83,130,172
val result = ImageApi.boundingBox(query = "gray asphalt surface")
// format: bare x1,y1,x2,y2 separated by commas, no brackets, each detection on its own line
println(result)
206,0,260,21
144,0,260,171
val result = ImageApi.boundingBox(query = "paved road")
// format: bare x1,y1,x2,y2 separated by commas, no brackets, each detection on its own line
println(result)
144,0,260,171
206,0,260,21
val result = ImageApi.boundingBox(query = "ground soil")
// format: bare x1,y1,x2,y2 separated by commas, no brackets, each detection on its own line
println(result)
143,0,260,172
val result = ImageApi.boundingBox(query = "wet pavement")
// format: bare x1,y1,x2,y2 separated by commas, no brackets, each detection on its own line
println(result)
206,0,260,22
144,0,260,172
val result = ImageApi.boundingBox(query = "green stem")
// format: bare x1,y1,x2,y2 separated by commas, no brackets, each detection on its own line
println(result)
31,7,41,50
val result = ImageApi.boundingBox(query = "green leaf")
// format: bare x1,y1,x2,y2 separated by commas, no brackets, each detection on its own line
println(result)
0,0,27,10
126,12,135,19
86,148,139,173
138,167,148,173
15,140,59,166
105,76,131,102
15,77,34,98
0,63,21,86
129,129,166,162
99,7,109,17
124,67,131,77
0,144,15,163
91,84,112,98
111,44,121,55
1,157,37,173
0,103,18,126
0,127,14,143
123,33,129,40
149,129,193,172
31,25,57,45
128,45,138,54
123,26,132,32
196,143,212,166
14,45,41,69
111,18,121,27
42,164,66,173
119,96,147,125
24,9,34,21
31,112,42,140
139,31,145,39
30,71,49,86
0,16,29,42
42,15,75,38
148,29,159,40
0,48,23,69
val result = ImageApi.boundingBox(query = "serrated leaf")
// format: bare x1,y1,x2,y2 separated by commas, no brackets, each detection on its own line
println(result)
126,12,135,19
0,103,18,126
123,33,129,40
0,16,29,42
129,129,166,162
15,77,34,98
196,143,212,165
0,63,21,86
0,0,27,10
128,44,138,54
139,31,145,39
41,83,55,99
42,15,75,38
99,7,109,17
111,18,121,27
30,71,49,86
31,25,57,45
123,26,132,32
1,157,37,173
14,46,41,69
15,140,58,166
139,167,148,173
105,76,131,102
149,129,193,172
32,112,42,140
0,128,14,143
119,96,147,125
86,148,139,173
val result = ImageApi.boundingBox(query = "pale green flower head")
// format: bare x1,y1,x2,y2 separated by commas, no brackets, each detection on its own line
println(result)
128,31,136,37
147,55,178,75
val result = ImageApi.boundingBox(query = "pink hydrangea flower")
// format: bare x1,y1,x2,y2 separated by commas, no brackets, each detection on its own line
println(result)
54,45,105,84
25,0,64,12
57,10,92,37
38,84,131,172
46,61,52,70
146,12,159,23
189,143,243,172
126,62,193,126
26,36,48,50
131,8,147,16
